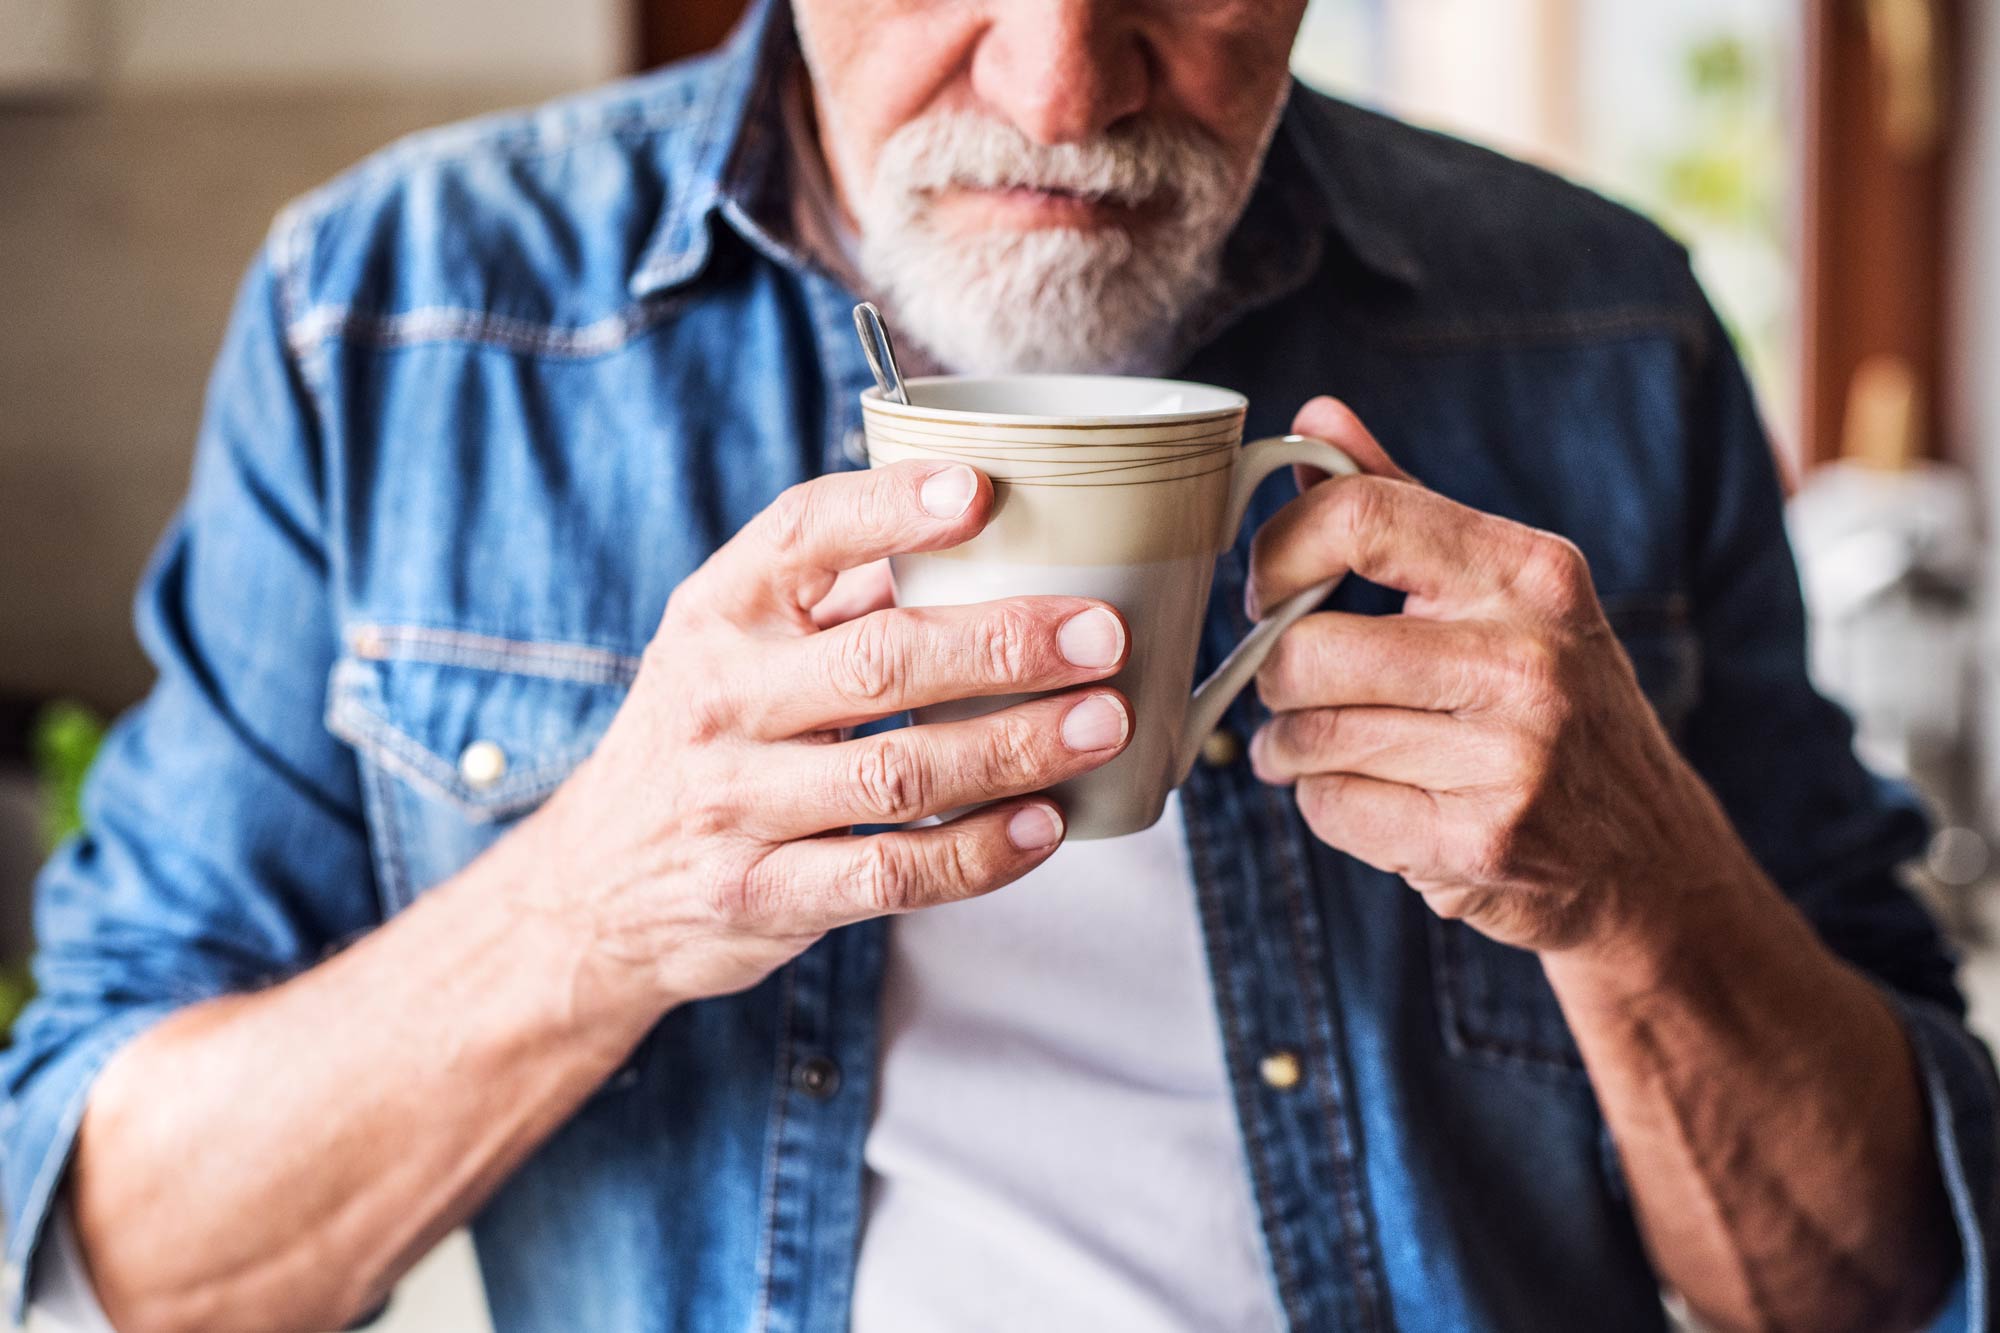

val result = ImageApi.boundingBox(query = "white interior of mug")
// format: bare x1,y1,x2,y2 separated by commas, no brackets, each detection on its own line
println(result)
872,374,1245,424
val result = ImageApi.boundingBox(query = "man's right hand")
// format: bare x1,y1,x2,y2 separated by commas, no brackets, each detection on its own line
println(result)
524,460,1134,1018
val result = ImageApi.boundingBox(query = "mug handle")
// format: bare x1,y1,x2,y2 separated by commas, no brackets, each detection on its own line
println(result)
1171,434,1360,784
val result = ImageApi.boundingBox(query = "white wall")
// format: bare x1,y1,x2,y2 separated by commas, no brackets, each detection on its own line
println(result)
109,0,626,87
1381,0,1583,169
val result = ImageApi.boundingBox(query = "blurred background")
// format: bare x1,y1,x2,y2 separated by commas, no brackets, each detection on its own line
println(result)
0,1,1990,1328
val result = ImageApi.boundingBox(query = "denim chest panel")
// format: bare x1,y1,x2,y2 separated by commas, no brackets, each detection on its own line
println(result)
317,275,837,902
1193,298,1703,1095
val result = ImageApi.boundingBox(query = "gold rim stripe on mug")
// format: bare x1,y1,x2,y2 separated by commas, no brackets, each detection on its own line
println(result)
867,454,1244,496
865,420,1246,448
863,404,1245,432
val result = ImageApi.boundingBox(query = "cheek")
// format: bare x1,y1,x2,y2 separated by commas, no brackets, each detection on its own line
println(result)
807,6,986,183
1150,13,1301,152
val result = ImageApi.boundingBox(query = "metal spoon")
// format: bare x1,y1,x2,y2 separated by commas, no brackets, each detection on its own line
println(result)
853,302,910,405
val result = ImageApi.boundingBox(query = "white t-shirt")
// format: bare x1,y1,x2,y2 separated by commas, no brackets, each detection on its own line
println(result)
849,792,1285,1332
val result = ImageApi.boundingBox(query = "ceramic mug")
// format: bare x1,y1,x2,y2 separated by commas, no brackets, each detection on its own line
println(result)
862,374,1357,840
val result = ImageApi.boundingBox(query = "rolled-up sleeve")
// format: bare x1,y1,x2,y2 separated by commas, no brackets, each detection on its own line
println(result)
1679,288,1998,1329
0,239,378,1320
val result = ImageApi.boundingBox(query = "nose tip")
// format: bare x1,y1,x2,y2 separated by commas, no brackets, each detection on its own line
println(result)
972,9,1149,145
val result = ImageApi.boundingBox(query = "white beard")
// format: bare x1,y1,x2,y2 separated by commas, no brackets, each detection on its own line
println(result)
848,108,1276,377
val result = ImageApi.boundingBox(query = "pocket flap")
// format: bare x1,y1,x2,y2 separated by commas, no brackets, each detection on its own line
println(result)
326,624,639,821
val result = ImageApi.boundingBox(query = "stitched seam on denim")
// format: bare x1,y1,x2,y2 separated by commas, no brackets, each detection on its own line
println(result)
269,76,712,283
350,624,642,684
327,692,590,821
326,695,468,809
365,749,414,914
1367,307,1706,355
1182,785,1312,1330
1599,591,1692,631
1429,917,1588,1080
327,670,412,913
752,963,799,1333
1429,914,1470,1060
285,297,685,362
281,89,709,234
1271,785,1389,1331
370,759,411,914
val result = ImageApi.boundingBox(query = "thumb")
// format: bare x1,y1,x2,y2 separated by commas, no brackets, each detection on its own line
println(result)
1288,396,1417,491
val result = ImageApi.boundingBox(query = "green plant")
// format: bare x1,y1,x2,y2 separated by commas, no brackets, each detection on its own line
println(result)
0,701,109,1044
32,700,105,852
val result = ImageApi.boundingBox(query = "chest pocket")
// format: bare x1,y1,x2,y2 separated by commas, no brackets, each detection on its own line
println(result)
325,625,640,916
1429,594,1701,1076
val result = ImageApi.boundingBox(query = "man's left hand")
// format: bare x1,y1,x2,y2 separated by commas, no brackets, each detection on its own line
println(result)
1247,397,1745,963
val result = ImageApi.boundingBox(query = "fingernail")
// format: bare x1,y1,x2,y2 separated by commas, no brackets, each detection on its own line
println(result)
1007,802,1063,851
1057,608,1124,669
1243,582,1264,622
1061,693,1129,752
920,465,978,519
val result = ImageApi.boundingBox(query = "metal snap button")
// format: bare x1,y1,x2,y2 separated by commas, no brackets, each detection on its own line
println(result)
793,1055,842,1101
1201,728,1244,768
458,740,509,790
1259,1049,1303,1091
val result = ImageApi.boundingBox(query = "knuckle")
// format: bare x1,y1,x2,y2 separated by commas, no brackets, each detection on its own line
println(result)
1500,634,1560,699
1514,533,1592,612
763,481,820,554
927,831,982,901
982,709,1049,788
661,579,705,630
828,613,901,706
674,761,741,838
1331,478,1395,564
708,857,771,930
676,667,738,745
849,735,929,822
851,838,915,916
978,605,1039,684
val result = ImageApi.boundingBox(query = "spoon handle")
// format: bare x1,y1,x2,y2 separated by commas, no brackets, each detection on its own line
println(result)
853,302,911,405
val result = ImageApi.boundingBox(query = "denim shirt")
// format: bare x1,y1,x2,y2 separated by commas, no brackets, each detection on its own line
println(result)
5,4,1996,1330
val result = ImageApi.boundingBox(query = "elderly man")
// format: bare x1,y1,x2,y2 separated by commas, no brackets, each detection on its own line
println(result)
3,0,1993,1330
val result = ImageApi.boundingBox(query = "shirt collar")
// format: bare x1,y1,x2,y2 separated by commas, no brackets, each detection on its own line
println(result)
630,0,1428,302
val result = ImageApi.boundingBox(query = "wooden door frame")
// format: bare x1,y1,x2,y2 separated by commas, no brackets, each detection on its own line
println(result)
1801,0,1963,470
633,0,750,69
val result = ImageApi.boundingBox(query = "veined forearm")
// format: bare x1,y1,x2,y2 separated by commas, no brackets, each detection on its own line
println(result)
68,818,654,1333
1543,867,1954,1333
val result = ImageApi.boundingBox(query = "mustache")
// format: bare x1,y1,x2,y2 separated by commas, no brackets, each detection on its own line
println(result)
867,109,1237,213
